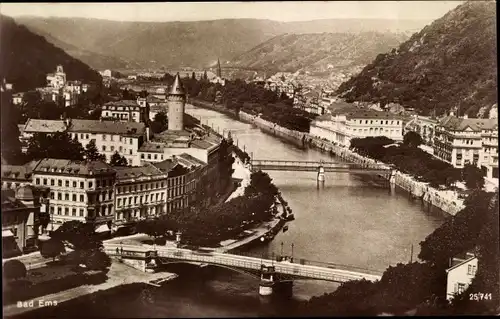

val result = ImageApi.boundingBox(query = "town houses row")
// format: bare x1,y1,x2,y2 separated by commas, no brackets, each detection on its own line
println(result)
2,73,231,256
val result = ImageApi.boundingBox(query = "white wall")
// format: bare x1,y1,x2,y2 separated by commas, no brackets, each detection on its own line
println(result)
446,258,478,301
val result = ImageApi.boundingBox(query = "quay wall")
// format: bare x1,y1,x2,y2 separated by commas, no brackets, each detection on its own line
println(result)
238,111,465,216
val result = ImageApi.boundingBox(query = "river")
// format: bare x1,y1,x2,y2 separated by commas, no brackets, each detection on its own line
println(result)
31,105,448,318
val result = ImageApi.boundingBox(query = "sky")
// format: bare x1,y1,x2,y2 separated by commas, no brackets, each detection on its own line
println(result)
1,1,464,22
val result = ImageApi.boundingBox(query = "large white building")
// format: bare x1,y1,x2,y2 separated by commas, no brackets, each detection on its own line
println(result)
310,104,404,147
434,115,498,178
101,100,145,122
46,65,67,89
32,159,116,230
22,118,148,166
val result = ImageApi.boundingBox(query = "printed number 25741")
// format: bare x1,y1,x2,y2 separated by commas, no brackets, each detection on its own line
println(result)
470,293,492,301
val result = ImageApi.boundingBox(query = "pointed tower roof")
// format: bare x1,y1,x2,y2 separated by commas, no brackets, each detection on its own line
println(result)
216,58,222,78
169,73,185,95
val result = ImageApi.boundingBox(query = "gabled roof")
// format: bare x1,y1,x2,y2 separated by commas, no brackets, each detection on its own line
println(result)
1,160,41,181
152,159,179,173
439,116,497,132
446,256,477,273
24,119,67,133
68,119,145,137
33,159,114,176
177,153,206,167
113,163,164,180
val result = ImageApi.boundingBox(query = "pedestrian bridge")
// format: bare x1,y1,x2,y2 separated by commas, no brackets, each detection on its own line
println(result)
250,159,391,175
103,243,382,283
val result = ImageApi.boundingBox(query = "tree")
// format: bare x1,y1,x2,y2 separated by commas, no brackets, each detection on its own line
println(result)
84,140,106,161
403,131,423,148
51,220,102,251
26,132,85,161
244,171,278,198
109,151,128,166
84,250,112,272
40,239,66,261
151,112,168,133
462,164,485,189
0,88,22,164
3,260,27,280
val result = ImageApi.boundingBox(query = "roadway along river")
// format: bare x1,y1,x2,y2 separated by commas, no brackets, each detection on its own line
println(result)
39,106,448,317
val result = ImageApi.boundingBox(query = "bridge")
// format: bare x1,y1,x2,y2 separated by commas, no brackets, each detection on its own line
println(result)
103,243,382,295
250,159,392,175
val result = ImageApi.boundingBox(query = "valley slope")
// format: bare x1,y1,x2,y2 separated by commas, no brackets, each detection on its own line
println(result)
336,1,497,117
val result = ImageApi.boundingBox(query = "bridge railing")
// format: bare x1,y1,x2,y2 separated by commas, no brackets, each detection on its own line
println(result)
251,159,389,171
229,250,384,276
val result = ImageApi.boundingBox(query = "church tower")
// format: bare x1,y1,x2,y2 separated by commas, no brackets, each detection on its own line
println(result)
168,73,186,131
216,58,222,78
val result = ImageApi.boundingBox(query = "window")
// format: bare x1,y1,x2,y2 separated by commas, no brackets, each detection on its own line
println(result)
140,184,143,191
110,135,114,142
65,193,69,201
89,181,93,188
50,192,55,199
85,134,89,139
134,196,138,204
36,178,40,185
79,209,84,217
119,146,123,152
154,154,158,160
51,179,55,186
145,195,148,203
43,178,47,186
50,206,55,214
72,208,76,216
72,194,76,201
141,154,145,159
130,138,133,145
111,146,115,152
58,180,62,187
80,195,84,202
65,180,69,187
118,198,121,207
129,150,132,155
147,154,151,159
65,207,69,215
80,182,84,189
102,145,107,151
103,134,107,141
57,207,62,215
467,265,477,276
457,283,467,294
57,192,62,200
97,180,101,188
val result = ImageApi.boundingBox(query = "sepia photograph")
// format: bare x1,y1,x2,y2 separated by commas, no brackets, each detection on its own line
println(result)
0,1,498,317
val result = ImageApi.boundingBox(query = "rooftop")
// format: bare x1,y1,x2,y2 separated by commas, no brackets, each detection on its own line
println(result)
152,159,178,173
439,116,497,132
169,73,186,95
103,100,140,108
113,163,164,180
24,119,67,133
1,190,31,210
69,119,146,137
177,153,206,167
151,130,192,144
33,159,115,176
138,142,166,153
1,160,41,181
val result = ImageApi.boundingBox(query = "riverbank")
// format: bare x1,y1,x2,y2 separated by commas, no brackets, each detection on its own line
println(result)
190,98,239,119
223,108,465,216
4,261,178,318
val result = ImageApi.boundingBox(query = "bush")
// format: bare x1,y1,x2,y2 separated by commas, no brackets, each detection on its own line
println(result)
3,260,27,280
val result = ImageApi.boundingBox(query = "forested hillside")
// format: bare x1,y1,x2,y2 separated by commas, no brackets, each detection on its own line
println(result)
230,32,407,73
0,15,102,92
337,1,497,117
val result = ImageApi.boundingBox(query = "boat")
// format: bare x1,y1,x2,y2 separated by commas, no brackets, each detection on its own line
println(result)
283,225,289,233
